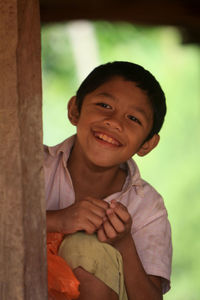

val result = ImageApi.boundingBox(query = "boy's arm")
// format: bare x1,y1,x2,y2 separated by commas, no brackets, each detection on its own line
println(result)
46,210,65,232
46,197,109,234
97,201,163,300
116,233,163,300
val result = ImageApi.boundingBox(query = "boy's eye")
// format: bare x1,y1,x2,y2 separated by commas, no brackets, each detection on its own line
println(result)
128,115,141,125
96,102,111,109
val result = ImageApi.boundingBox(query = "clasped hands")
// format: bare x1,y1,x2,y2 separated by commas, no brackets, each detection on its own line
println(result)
59,197,132,249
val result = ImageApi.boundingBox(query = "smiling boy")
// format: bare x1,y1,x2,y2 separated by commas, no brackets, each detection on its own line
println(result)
45,61,172,300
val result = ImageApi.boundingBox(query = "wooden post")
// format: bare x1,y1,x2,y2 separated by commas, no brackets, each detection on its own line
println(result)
0,1,47,299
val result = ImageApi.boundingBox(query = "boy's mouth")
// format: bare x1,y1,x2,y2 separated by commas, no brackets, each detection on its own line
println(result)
94,131,121,146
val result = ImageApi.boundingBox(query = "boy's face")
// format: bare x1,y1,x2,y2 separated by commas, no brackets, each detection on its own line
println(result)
69,76,159,168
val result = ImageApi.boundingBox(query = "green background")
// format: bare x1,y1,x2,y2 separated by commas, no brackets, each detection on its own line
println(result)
41,22,200,299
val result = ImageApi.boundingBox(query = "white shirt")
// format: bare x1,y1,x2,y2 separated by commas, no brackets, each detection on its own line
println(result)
44,135,172,293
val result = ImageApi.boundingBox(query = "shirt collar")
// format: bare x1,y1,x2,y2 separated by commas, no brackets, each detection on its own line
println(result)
46,135,143,194
47,135,75,158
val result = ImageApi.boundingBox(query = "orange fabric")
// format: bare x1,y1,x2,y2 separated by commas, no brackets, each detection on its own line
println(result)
47,233,80,300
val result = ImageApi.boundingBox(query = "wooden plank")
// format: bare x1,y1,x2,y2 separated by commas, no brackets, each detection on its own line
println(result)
40,0,200,27
39,0,200,44
0,0,47,299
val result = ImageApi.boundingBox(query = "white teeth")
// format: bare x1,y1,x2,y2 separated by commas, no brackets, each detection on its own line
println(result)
96,133,119,145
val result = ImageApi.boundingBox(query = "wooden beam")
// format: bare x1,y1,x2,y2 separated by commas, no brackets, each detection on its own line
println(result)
0,1,47,299
39,0,200,44
40,0,200,27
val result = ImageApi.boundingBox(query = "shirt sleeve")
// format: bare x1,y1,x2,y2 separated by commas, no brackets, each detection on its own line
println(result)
132,214,172,294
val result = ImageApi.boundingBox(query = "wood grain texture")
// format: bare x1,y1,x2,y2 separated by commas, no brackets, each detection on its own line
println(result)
0,0,47,299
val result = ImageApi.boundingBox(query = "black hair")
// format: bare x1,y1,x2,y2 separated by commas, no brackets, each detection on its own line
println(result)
76,61,166,140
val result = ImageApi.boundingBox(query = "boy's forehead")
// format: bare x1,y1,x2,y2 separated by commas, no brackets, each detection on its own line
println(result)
91,76,131,93
90,76,148,103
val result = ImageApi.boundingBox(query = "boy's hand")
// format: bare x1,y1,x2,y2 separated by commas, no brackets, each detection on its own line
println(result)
97,200,132,249
47,197,109,235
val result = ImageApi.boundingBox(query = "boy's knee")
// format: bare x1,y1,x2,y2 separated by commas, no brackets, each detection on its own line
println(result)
58,232,127,299
58,232,121,271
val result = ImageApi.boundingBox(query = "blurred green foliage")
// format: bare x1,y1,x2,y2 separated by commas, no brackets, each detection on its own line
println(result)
41,22,200,299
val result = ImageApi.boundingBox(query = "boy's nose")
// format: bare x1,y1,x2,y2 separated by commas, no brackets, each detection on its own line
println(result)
103,117,123,132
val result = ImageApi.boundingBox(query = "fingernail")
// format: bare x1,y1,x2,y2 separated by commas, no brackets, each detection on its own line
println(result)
111,199,117,203
110,203,116,209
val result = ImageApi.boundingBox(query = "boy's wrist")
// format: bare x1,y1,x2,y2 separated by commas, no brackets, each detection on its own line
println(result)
46,210,62,233
114,232,133,253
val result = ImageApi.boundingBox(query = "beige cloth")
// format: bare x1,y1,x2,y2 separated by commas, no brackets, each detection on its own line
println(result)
59,232,128,300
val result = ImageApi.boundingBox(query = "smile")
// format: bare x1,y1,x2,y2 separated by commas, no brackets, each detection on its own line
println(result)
94,132,121,146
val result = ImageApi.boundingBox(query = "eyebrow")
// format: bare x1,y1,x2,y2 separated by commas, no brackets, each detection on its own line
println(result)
96,92,116,101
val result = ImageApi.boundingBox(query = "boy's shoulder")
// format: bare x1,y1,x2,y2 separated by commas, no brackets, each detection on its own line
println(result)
43,136,75,159
126,158,162,198
124,158,167,228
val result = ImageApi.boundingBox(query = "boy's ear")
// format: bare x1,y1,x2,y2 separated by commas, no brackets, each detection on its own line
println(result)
137,134,160,157
68,96,80,125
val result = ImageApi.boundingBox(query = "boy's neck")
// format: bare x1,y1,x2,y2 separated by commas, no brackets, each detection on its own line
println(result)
67,147,127,202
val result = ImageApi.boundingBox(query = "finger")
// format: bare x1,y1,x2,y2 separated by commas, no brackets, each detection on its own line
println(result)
83,220,98,235
86,196,109,210
106,209,125,233
103,219,117,240
103,215,108,222
79,200,106,218
86,210,104,229
110,202,130,223
97,227,107,242
75,204,104,231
